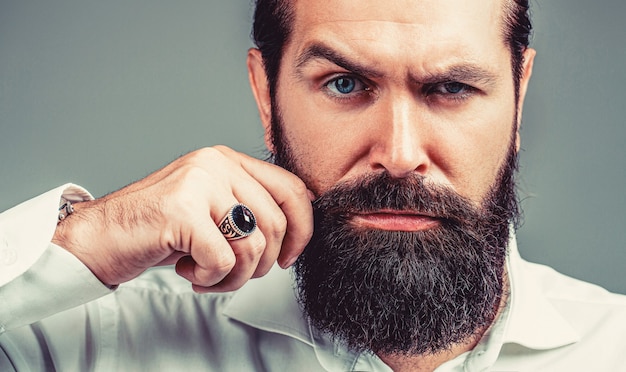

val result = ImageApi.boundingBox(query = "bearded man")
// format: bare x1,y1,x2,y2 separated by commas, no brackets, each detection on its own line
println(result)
1,0,625,371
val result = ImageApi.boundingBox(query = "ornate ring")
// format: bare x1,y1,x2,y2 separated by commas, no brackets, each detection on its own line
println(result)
218,203,257,240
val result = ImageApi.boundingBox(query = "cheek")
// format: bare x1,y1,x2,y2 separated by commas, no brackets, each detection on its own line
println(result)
277,93,366,194
275,64,517,202
439,108,515,202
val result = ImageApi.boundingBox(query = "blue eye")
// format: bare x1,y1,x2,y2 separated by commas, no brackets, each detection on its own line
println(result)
431,82,470,95
325,76,370,97
425,81,476,102
442,82,467,94
331,77,356,94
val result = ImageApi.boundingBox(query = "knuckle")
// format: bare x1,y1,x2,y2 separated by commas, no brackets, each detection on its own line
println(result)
187,147,225,167
162,185,200,221
286,177,309,199
196,146,221,159
212,252,237,274
192,269,214,286
247,234,267,257
211,145,232,155
159,229,179,252
177,163,211,182
269,213,288,239
163,165,223,213
161,165,211,205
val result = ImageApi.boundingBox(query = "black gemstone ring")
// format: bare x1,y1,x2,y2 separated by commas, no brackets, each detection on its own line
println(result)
218,203,257,240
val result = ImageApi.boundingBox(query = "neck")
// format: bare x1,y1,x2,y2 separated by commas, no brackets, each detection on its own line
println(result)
377,272,511,372
376,331,481,372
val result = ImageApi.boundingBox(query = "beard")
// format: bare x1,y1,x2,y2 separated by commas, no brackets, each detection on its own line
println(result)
270,103,520,356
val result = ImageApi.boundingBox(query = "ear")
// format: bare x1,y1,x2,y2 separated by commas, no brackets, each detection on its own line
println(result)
515,48,536,152
247,48,274,153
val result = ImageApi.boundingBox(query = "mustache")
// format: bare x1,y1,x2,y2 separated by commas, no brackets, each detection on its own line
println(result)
311,172,483,225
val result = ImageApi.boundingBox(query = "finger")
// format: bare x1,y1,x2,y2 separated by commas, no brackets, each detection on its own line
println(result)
249,208,286,278
183,146,292,270
195,149,290,276
228,184,288,277
157,251,187,266
178,200,270,291
229,150,314,268
196,229,267,293
175,222,236,287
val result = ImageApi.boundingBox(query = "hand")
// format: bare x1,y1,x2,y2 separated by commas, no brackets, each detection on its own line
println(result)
52,146,314,292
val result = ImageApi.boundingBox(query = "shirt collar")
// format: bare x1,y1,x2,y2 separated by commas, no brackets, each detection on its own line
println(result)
223,265,311,344
223,234,581,370
499,235,580,349
461,234,580,370
223,265,361,370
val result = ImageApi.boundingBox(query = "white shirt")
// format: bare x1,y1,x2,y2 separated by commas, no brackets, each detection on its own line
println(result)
1,184,625,371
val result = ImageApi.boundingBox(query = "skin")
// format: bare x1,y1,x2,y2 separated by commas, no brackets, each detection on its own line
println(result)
53,0,535,369
53,147,314,291
247,0,535,369
250,0,534,209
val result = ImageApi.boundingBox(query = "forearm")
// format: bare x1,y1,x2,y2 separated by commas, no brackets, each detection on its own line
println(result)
1,147,313,322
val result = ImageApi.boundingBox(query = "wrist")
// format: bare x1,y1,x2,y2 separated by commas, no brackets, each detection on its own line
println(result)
52,200,118,287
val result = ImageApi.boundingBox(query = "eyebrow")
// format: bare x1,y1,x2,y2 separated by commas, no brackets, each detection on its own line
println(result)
295,43,384,79
294,42,499,88
416,65,499,88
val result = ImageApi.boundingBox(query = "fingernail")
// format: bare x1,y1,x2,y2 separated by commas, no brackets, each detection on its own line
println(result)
280,256,298,269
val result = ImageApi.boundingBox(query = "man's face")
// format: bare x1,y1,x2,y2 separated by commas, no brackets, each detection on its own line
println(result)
264,0,530,207
248,0,535,357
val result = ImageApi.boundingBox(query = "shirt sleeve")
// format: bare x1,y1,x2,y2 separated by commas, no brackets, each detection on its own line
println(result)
0,185,112,333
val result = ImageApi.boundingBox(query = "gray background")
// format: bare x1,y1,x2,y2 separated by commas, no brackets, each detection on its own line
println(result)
1,1,624,293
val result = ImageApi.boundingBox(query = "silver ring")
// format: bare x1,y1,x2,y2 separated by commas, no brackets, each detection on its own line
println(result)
218,203,257,240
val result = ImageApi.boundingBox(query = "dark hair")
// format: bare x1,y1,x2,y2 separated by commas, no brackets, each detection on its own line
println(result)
252,0,294,99
252,0,532,101
503,0,533,100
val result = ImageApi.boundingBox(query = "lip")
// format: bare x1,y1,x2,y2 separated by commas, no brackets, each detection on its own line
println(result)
350,210,441,232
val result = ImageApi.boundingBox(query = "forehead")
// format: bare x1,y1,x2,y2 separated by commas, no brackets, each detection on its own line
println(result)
287,0,509,74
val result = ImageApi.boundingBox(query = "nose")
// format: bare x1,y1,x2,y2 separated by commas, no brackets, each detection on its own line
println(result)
368,96,430,178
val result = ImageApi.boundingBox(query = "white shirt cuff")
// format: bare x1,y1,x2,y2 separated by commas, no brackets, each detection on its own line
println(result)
0,184,93,286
